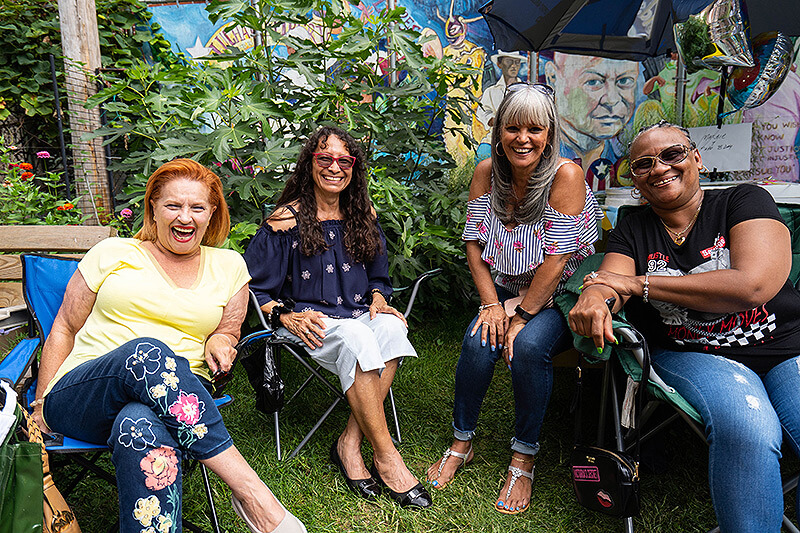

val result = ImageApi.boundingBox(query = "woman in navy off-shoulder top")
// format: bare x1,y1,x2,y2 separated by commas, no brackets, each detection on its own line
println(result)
244,126,431,510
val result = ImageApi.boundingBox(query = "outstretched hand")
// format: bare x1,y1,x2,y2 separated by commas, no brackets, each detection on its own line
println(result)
369,293,407,327
281,310,328,349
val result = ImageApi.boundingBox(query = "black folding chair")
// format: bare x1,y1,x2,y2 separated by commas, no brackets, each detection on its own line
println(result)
1,253,231,533
248,268,441,460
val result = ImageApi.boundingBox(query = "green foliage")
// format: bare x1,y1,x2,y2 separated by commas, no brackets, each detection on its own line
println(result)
0,0,173,143
89,0,476,308
0,141,86,224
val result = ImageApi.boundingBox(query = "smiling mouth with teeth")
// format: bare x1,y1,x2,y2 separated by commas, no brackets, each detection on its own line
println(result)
172,226,195,241
653,176,678,187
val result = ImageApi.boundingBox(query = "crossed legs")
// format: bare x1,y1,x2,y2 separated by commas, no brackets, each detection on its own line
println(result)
336,360,420,492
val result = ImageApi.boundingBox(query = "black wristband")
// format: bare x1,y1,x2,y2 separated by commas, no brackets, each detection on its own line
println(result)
368,288,388,305
514,304,535,322
269,303,292,330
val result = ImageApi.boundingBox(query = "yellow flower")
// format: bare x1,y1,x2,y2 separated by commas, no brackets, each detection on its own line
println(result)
165,357,176,371
133,495,161,527
150,384,167,399
161,371,180,390
191,424,208,439
156,514,173,533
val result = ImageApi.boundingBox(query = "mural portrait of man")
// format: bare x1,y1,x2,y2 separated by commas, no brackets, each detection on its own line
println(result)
546,52,639,190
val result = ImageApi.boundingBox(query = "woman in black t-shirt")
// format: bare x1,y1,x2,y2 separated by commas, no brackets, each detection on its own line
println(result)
569,121,800,532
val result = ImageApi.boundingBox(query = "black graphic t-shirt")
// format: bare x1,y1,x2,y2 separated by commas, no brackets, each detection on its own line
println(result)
608,184,800,373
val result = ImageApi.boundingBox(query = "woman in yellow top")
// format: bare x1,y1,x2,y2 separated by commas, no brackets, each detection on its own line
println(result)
30,159,305,533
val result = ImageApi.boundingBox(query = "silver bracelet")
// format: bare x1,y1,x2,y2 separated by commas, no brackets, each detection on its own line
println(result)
642,272,650,303
478,301,502,311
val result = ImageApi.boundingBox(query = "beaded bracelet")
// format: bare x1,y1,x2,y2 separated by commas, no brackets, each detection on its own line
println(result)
642,272,651,303
478,302,502,311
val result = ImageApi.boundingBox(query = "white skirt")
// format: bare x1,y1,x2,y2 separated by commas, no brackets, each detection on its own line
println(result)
276,312,417,392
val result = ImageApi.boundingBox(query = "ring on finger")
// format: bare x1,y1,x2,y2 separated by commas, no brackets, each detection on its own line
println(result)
589,271,598,279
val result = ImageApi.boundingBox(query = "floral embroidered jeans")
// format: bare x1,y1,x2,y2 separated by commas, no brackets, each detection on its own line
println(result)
44,338,233,533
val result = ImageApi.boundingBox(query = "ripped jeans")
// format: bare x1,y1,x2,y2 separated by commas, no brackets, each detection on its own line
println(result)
652,349,800,533
43,338,233,533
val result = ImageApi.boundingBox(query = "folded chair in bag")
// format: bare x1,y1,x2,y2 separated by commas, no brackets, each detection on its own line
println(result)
1,253,232,533
556,254,800,533
247,268,442,461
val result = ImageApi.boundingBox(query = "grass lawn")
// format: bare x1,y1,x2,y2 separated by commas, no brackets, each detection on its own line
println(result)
44,307,798,532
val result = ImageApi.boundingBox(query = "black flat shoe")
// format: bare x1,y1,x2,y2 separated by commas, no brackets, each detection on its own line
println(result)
369,464,432,509
330,441,381,500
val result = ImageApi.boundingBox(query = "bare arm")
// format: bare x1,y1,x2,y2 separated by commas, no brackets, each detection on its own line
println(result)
33,270,97,430
582,218,791,313
205,284,249,375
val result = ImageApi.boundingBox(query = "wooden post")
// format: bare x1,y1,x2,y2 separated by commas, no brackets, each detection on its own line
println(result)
57,0,110,225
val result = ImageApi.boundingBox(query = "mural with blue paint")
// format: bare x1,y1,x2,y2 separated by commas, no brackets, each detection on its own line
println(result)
145,2,800,185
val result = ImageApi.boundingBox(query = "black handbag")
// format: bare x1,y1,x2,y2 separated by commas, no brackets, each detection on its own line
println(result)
237,331,285,414
569,329,650,518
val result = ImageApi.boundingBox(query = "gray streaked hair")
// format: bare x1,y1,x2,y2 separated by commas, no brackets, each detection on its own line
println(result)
490,84,561,225
629,120,695,154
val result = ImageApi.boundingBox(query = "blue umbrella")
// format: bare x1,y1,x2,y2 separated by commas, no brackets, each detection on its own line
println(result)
479,0,800,61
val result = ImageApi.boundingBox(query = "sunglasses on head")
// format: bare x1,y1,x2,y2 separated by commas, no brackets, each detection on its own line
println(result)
505,82,555,98
313,152,356,170
629,144,695,176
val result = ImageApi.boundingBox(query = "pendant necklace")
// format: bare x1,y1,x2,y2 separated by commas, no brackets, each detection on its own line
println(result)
661,201,702,245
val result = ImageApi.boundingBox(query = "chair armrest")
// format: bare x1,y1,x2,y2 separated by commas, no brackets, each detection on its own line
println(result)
614,326,674,393
249,290,271,331
393,268,443,319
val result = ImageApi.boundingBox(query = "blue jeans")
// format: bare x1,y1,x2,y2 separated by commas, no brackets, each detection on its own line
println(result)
452,287,572,455
43,338,233,533
652,348,800,533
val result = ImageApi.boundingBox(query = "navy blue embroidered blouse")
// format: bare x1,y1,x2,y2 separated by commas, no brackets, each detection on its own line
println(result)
244,219,393,319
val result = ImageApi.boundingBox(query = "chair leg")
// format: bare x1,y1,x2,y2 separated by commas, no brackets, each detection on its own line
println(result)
200,463,222,533
274,411,282,461
387,386,402,444
287,397,343,460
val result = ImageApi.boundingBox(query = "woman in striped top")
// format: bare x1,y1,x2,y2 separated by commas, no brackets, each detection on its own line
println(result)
427,82,602,514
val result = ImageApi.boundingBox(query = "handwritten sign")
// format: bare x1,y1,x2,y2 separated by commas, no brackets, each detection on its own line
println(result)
688,123,752,172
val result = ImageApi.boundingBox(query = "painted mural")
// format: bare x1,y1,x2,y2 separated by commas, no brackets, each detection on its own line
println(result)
146,1,800,185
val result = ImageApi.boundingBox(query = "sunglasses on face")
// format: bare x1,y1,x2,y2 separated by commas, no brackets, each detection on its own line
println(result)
629,144,695,176
505,82,555,98
313,152,356,171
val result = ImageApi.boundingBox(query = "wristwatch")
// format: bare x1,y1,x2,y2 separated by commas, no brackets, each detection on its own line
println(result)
514,304,535,322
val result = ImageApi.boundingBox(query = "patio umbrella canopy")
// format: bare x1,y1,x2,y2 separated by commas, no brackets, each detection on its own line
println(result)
479,0,800,61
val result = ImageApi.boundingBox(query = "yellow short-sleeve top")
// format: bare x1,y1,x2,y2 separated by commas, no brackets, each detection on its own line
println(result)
44,238,250,394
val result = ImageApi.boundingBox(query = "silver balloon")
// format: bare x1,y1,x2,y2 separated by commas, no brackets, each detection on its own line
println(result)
674,0,755,73
726,32,793,111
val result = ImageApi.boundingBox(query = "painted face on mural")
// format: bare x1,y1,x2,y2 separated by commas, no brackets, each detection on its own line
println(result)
547,53,638,141
498,57,521,81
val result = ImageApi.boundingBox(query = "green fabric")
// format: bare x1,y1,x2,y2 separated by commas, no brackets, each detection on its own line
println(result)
554,254,703,424
0,407,44,533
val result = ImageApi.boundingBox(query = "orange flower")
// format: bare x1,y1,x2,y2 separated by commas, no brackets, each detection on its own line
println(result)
139,446,178,491
20,172,33,181
56,203,74,211
18,162,32,170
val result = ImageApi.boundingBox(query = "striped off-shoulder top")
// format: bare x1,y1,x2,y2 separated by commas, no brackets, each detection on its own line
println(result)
462,163,603,296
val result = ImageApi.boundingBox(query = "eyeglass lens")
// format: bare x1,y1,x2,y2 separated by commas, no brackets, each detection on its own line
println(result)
314,153,355,170
630,144,690,175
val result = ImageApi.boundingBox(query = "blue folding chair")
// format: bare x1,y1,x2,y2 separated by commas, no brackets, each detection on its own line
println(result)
1,253,230,533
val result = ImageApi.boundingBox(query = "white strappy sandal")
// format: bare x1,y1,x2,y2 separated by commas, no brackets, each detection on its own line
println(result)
429,444,473,489
496,465,534,515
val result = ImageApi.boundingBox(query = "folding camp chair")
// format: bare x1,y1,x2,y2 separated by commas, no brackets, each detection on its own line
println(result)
248,268,441,461
1,253,231,533
557,253,800,533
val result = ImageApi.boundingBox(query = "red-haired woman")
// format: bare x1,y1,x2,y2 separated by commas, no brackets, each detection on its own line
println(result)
30,159,306,533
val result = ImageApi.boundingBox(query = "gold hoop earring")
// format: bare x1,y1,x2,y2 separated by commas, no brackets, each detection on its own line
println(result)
631,187,641,199
700,165,710,173
495,142,505,157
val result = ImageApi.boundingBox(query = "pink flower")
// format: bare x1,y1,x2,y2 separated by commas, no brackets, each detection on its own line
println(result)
477,221,487,235
513,240,524,252
494,240,502,251
120,208,133,219
546,243,559,254
486,256,495,267
140,446,178,490
36,151,51,159
168,391,204,425
544,221,553,230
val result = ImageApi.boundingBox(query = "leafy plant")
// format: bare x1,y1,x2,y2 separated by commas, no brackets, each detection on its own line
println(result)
88,0,476,309
0,141,86,224
0,0,174,149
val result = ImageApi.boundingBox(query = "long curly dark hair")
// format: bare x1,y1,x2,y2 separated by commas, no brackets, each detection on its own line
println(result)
274,126,382,263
